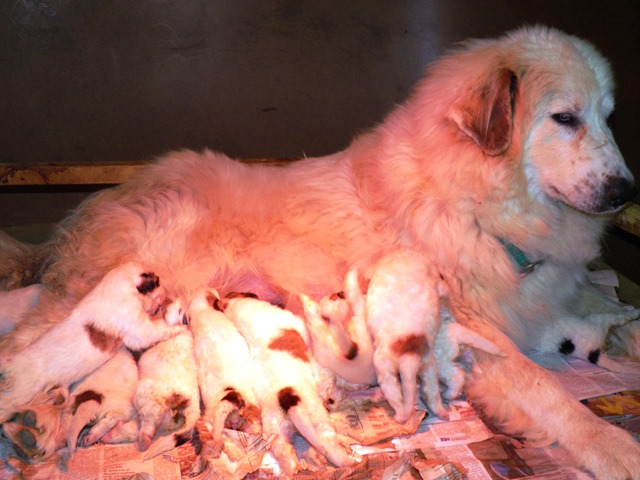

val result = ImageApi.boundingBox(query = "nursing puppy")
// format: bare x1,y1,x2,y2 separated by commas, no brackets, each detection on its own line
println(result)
1,26,640,478
299,267,376,386
188,288,261,441
66,348,139,453
134,330,200,460
0,262,187,422
224,293,360,476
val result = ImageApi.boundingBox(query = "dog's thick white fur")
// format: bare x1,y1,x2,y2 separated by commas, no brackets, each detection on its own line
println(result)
1,26,639,478
0,262,187,423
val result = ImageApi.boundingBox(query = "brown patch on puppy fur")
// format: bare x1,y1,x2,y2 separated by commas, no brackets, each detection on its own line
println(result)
277,387,301,412
268,329,309,362
166,393,190,426
221,388,245,409
72,390,104,414
85,324,122,353
391,334,428,357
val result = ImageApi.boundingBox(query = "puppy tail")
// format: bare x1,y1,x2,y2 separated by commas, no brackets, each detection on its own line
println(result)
142,426,198,461
281,387,360,468
67,399,102,454
397,354,423,423
206,398,237,441
447,322,504,356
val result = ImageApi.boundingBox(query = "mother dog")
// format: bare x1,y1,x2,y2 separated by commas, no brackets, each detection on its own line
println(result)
1,26,639,478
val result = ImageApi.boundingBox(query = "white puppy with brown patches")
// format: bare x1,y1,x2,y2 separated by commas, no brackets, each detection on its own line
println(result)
300,268,376,387
134,330,200,460
223,292,360,477
366,251,503,423
365,250,446,423
66,348,139,453
0,262,187,423
188,288,261,442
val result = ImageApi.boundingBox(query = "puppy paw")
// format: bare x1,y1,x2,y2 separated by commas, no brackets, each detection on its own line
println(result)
163,298,189,326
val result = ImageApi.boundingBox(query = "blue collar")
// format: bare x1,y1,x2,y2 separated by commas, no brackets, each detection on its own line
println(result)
499,239,544,276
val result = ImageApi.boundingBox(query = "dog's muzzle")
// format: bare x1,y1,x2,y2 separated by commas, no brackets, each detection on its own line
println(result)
604,176,637,210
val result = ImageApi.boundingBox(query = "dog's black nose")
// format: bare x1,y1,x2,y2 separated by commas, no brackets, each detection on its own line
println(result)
607,177,637,209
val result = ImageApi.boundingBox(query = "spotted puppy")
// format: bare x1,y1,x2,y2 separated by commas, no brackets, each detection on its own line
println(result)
364,250,449,423
299,268,376,386
430,306,504,403
0,262,187,423
224,293,360,477
66,348,139,453
189,288,261,443
134,330,200,460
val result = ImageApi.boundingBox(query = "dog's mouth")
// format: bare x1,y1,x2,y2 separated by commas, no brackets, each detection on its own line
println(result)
548,178,636,216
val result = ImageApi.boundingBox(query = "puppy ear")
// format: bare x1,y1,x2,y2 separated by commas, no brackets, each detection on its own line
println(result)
448,68,518,156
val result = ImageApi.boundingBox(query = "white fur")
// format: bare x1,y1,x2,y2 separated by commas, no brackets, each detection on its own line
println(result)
0,262,186,422
188,288,261,441
364,250,447,422
299,267,376,386
0,284,41,336
66,348,139,453
133,330,200,460
1,26,639,478
224,294,360,476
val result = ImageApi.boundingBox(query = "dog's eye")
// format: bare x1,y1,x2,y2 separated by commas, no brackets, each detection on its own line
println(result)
551,112,579,128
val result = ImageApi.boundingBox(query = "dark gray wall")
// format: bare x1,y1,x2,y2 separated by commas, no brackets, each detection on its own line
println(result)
1,1,639,279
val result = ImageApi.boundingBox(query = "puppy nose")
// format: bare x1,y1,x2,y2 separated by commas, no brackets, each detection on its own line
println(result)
607,176,636,209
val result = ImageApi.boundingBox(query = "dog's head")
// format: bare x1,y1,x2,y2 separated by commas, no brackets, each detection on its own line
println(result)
447,26,635,215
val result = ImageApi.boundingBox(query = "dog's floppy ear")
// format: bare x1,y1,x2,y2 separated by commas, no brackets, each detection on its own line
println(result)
448,68,518,156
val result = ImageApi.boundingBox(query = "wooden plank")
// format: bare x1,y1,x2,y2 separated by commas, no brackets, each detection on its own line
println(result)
0,162,148,186
0,159,292,186
614,202,640,238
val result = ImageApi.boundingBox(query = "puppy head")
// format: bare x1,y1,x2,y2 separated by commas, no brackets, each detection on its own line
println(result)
516,28,636,214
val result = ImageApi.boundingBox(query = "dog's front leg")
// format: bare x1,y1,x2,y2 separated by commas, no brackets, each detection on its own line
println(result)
460,310,640,479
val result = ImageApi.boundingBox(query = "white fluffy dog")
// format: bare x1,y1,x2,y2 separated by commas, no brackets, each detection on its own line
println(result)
0,262,187,422
1,26,639,478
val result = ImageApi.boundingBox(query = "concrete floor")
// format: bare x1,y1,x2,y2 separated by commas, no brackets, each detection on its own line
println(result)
0,1,639,280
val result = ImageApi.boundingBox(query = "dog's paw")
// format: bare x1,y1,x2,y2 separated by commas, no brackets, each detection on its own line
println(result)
568,421,640,479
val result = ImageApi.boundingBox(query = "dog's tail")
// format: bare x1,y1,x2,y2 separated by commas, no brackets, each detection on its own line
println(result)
206,389,262,441
279,386,361,468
